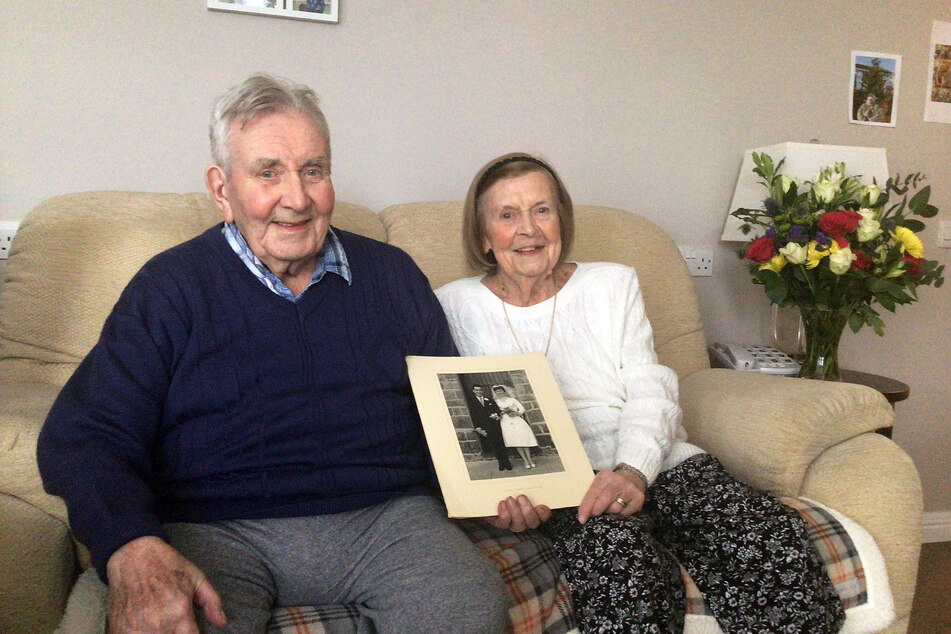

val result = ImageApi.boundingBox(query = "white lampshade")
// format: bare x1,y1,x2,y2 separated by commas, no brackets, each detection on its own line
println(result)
721,142,889,242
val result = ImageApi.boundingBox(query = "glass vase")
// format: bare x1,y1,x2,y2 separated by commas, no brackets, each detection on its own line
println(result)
797,305,853,381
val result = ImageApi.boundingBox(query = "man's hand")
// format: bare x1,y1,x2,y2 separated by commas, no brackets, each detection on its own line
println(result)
106,536,227,633
484,495,551,532
474,427,488,437
577,468,646,524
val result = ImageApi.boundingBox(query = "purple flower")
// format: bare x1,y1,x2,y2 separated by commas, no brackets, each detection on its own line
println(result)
788,225,809,240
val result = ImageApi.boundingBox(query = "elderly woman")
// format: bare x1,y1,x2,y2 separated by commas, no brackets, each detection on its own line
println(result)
435,153,845,633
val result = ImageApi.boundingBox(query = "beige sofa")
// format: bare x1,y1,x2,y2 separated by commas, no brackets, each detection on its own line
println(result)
0,192,922,633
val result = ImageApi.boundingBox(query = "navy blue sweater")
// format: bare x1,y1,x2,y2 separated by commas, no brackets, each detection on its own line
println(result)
37,225,456,579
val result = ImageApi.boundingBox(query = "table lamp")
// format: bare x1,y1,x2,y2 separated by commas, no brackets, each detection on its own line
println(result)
720,141,890,242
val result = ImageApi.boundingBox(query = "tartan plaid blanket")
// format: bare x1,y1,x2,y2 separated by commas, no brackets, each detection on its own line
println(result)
266,497,869,634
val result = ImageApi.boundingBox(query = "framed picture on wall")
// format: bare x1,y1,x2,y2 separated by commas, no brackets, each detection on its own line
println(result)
407,352,594,518
925,21,951,124
849,51,901,127
207,0,338,24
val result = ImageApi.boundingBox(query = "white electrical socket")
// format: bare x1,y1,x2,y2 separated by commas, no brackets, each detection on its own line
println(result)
0,221,20,260
678,246,714,277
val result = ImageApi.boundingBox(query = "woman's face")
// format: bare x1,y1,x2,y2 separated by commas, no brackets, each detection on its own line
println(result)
480,170,562,284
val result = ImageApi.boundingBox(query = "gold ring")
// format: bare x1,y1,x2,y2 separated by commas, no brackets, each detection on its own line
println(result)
615,496,626,507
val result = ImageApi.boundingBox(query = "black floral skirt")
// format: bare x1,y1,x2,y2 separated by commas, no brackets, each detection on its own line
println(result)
540,454,845,634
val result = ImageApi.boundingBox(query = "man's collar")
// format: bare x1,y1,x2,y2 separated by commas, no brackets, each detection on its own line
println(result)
222,222,352,301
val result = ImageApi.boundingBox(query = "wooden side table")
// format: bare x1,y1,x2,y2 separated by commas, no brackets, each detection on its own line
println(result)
840,369,910,438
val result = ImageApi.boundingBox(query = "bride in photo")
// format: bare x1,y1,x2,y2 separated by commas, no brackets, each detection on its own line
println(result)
491,385,538,469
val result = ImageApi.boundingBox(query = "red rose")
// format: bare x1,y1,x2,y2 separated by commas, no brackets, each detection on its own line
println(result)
902,256,922,276
850,250,873,270
818,210,862,237
744,236,774,263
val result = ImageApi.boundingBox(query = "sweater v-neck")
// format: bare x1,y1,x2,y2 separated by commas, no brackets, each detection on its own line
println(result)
477,262,584,320
208,226,343,316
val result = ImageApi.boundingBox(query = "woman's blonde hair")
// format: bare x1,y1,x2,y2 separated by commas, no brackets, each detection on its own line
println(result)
462,153,574,273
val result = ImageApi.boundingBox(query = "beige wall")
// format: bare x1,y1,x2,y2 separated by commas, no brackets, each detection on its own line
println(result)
2,2,949,520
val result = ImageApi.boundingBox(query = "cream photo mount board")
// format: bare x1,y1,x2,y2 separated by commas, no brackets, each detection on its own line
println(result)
407,352,594,518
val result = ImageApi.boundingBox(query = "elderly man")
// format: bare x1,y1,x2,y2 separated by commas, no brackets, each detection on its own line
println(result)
856,93,883,122
37,74,506,633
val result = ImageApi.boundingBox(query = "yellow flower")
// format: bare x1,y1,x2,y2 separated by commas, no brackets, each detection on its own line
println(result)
892,226,924,258
759,253,787,273
805,240,834,269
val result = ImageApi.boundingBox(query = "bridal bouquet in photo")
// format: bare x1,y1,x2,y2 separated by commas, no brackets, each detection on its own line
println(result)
731,152,944,379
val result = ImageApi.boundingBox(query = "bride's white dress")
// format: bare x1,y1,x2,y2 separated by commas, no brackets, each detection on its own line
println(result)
494,395,538,448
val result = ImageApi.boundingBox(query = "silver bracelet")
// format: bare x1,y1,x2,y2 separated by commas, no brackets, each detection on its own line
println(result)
613,463,648,490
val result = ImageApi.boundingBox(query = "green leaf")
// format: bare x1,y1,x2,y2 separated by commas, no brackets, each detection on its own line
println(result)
908,184,931,212
902,219,926,232
869,314,885,336
877,293,896,311
867,277,901,293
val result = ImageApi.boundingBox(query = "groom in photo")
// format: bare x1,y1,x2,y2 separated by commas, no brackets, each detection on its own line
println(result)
466,384,512,471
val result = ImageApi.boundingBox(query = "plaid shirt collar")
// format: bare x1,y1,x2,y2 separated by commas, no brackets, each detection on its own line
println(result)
222,222,352,302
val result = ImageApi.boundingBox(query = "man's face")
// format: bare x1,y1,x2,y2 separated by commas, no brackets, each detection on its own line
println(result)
473,386,484,398
207,108,334,279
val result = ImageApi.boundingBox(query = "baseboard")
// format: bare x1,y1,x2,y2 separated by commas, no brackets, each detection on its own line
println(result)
922,511,951,543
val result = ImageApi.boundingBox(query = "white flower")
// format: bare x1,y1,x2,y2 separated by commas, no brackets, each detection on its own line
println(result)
829,246,856,275
857,184,881,205
856,208,883,242
812,180,837,204
812,162,848,203
815,162,846,186
779,241,807,265
779,174,794,193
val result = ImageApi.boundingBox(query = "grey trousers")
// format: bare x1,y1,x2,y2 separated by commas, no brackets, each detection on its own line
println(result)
164,495,507,633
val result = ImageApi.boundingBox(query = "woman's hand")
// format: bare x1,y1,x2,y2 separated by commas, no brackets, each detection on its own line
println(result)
577,468,647,524
484,495,551,532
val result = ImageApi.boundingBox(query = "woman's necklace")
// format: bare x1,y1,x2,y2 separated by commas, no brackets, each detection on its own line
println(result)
496,273,559,357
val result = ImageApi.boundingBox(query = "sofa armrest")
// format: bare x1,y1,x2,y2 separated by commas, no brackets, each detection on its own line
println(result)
679,368,894,495
0,380,80,631
0,380,68,518
801,434,922,632
0,493,77,633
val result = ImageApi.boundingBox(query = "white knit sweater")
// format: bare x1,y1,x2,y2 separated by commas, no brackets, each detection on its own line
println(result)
435,262,703,483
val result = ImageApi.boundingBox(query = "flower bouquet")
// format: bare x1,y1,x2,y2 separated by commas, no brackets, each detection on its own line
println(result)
731,152,945,380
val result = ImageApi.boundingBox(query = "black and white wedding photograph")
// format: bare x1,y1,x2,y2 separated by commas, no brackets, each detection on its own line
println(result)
447,370,566,481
